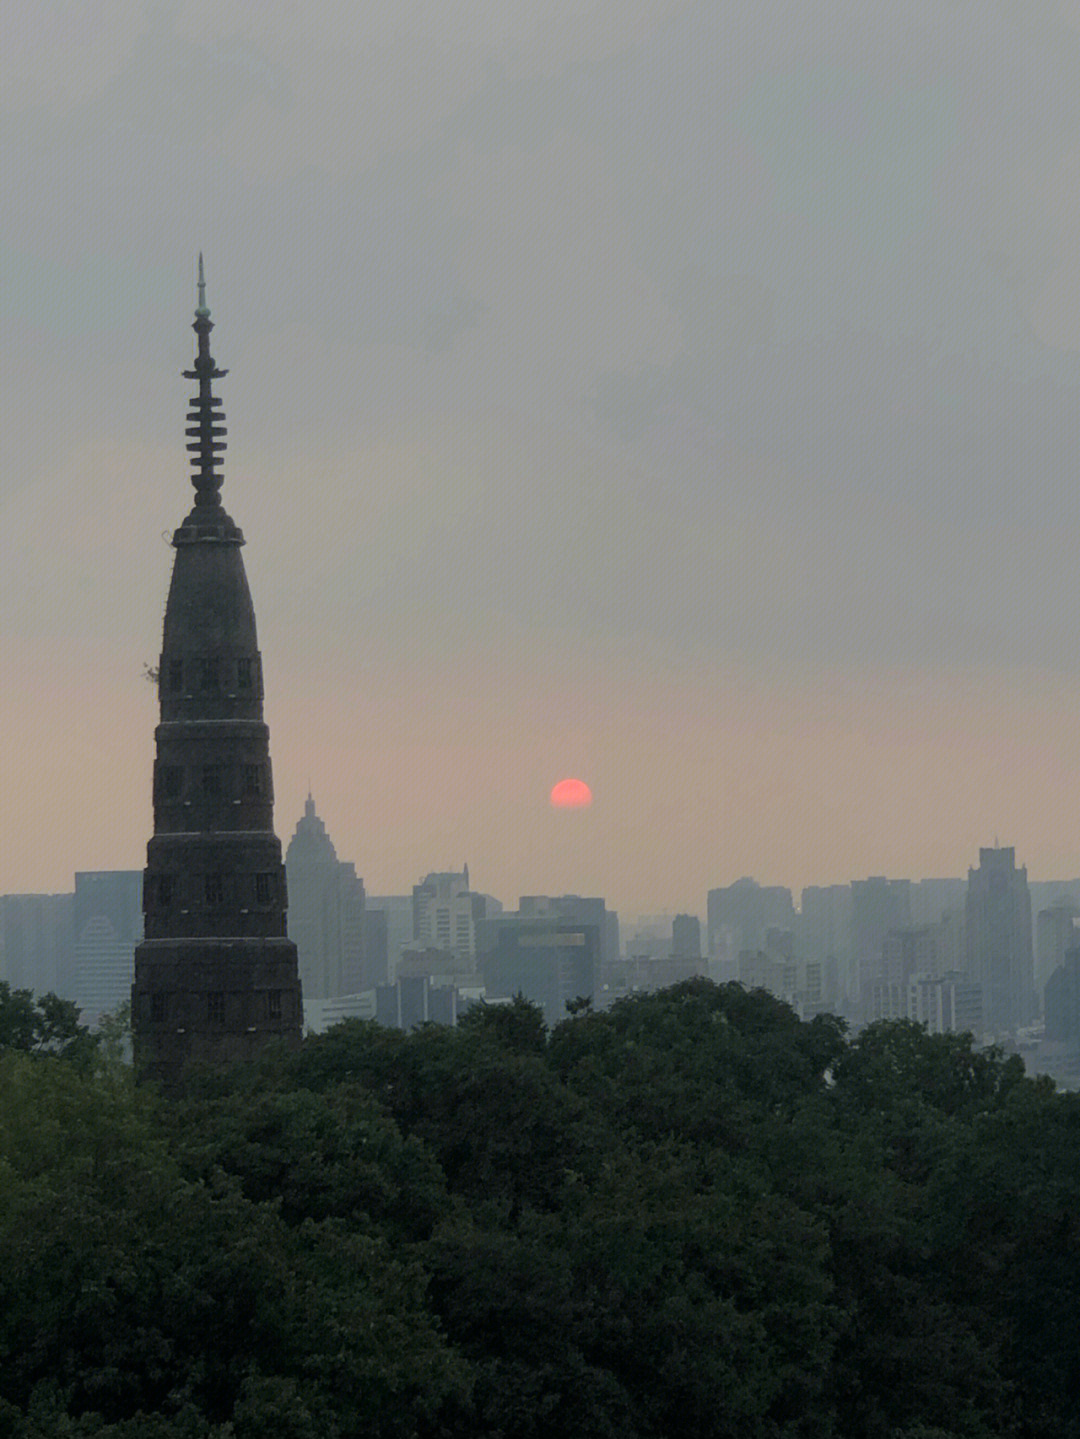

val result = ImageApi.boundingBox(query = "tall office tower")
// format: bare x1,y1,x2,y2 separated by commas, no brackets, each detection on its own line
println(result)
1029,879,1080,921
75,872,142,1027
132,264,303,1087
0,892,75,1007
285,795,367,1000
850,877,911,1014
1044,944,1080,1045
882,926,945,984
910,878,967,927
365,895,414,978
0,893,75,999
867,925,944,1023
518,895,619,971
799,885,852,1009
483,917,600,1027
964,846,1035,1038
909,972,983,1037
413,868,495,962
937,907,965,975
671,914,702,960
1036,901,1080,1010
706,879,795,960
363,909,389,989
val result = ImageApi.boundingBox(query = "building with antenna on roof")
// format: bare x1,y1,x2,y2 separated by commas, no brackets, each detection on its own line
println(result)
412,866,489,963
285,794,368,1002
131,259,303,1088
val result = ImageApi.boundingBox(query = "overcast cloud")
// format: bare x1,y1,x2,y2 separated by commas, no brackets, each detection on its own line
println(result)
5,1,1080,908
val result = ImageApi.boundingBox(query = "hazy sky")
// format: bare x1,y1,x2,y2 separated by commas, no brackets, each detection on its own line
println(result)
6,0,1080,913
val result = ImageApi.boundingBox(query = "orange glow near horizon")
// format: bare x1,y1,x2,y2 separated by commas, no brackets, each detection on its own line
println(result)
550,777,593,808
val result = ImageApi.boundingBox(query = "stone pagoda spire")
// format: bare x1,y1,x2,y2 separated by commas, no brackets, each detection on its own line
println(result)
132,263,303,1089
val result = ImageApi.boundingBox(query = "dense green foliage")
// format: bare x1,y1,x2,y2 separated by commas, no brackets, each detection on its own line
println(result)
3,979,1080,1436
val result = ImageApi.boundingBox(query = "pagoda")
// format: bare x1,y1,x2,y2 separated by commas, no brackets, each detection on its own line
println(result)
132,260,303,1087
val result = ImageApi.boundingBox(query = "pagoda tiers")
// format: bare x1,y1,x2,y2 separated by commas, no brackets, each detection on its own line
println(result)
132,260,303,1088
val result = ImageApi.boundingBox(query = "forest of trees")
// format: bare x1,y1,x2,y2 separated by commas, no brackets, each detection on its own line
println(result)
2,977,1080,1437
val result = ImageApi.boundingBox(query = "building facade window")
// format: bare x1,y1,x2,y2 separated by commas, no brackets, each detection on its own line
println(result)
255,872,275,905
207,991,225,1023
159,765,183,799
155,874,174,907
241,764,262,797
199,658,219,691
205,874,224,905
267,989,282,1021
168,659,183,692
237,657,253,689
202,764,224,797
150,991,168,1023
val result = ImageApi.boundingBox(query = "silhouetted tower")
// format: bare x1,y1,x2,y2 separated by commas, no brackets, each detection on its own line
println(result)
132,260,303,1087
964,845,1034,1037
285,794,367,1000
671,913,702,960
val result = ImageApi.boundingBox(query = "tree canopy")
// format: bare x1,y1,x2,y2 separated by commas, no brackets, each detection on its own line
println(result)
2,979,1079,1436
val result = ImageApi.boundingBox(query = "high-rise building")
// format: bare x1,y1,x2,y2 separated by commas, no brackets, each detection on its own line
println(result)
285,795,367,1000
908,972,983,1037
1030,880,1080,923
867,925,943,1024
0,893,74,1000
1044,948,1080,1045
75,872,142,1027
851,877,911,1014
374,974,461,1030
671,914,702,960
964,846,1035,1037
483,917,600,1027
882,926,945,985
131,264,303,1087
737,948,793,1003
518,895,618,970
799,885,851,1010
1036,901,1080,1011
363,908,389,989
413,868,499,962
707,879,795,961
365,895,414,978
910,878,967,928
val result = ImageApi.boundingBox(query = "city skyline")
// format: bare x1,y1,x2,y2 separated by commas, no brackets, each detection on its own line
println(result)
9,3,1080,914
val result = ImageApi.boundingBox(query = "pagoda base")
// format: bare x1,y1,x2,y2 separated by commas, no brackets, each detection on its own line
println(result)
133,936,303,1091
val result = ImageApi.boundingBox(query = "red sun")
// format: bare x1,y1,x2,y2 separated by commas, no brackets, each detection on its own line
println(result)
550,777,593,808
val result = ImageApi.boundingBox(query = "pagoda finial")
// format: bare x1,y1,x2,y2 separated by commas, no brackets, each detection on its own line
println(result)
181,255,230,507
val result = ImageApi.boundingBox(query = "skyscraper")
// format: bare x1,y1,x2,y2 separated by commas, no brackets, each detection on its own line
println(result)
0,891,74,1000
518,895,619,970
799,884,852,1010
1036,900,1080,1011
964,846,1034,1037
851,877,911,1016
285,795,367,999
706,879,795,960
671,914,702,960
412,868,493,962
75,872,141,1027
483,917,600,1027
132,262,303,1087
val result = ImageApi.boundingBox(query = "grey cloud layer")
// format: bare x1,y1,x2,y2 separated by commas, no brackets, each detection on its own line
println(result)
4,0,1080,682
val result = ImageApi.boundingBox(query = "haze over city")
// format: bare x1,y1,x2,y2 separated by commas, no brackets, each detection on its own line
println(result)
8,1,1080,915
